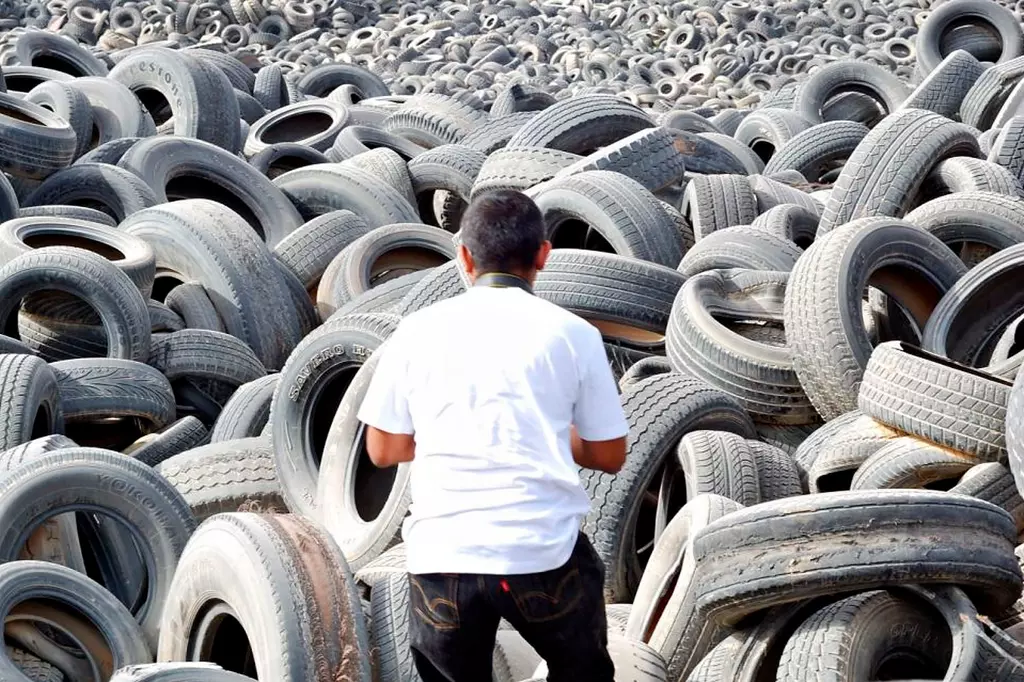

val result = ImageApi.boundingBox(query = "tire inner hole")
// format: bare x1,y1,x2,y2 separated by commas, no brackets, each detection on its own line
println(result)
23,232,126,262
134,87,174,127
260,111,334,144
188,601,257,677
369,247,450,286
30,54,87,77
309,365,359,470
549,219,615,254
164,175,266,241
352,423,399,522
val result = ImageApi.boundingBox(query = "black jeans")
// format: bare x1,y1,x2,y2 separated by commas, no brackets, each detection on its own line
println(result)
408,533,614,682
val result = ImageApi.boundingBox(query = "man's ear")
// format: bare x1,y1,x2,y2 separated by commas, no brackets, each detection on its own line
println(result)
458,243,476,279
535,240,552,271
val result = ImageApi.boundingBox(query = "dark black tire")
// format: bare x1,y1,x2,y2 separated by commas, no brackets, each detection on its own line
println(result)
784,217,967,420
109,47,240,153
0,447,196,647
74,137,142,167
22,161,159,224
535,170,684,267
270,313,397,518
156,513,371,682
164,283,224,333
273,163,420,226
792,61,910,124
680,175,758,242
902,50,985,118
582,373,756,602
209,374,278,443
122,200,303,371
157,437,285,522
128,416,209,468
534,249,685,350
677,227,803,277
859,342,1011,461
506,95,654,155
762,121,869,183
118,136,303,248
316,223,455,318
248,142,330,180
668,269,816,424
917,0,1024,75
0,247,151,362
0,560,150,680
51,358,175,432
817,110,981,237
0,91,76,181
0,354,62,453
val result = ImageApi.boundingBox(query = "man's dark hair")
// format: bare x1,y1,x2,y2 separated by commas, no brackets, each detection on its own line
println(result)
459,190,546,274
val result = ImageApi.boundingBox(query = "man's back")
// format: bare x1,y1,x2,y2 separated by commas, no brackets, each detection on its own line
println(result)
362,284,623,575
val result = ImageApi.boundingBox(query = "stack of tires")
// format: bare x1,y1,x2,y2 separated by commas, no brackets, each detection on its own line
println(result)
0,0,1023,680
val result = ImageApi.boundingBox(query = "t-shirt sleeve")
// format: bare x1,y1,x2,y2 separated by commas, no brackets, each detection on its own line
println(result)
357,332,414,435
572,326,629,441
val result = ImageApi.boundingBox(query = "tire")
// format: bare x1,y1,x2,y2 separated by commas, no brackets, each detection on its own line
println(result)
748,175,821,216
922,241,1024,373
328,126,426,164
354,543,406,593
506,94,655,155
157,437,286,521
950,462,1024,534
75,138,142,167
667,269,815,424
667,491,1023,681
109,47,240,153
0,447,196,647
678,431,761,506
581,374,755,602
22,162,159,223
272,211,372,291
762,121,869,184
751,440,805,500
123,200,303,370
680,175,758,242
297,62,389,99
904,191,1024,264
817,110,981,236
0,216,156,296
248,143,330,180
17,205,115,226
534,249,685,350
245,99,349,157
407,144,485,229
535,170,684,267
394,261,466,316
332,270,432,318
792,61,910,124
15,30,108,77
922,156,1022,199
859,341,1012,461
796,411,901,492
112,664,254,681
917,0,1024,75
68,76,156,143
619,356,674,391
734,108,813,163
51,358,175,431
0,92,76,180
369,572,417,682
775,589,955,681
989,116,1024,184
273,163,420,226
784,217,966,420
164,283,223,333
749,204,819,249
340,148,417,209
383,95,487,148
0,247,150,362
0,561,150,679
209,374,279,443
0,354,62,452
901,50,985,118
270,313,397,518
128,416,209,468
677,227,803,277
316,223,454,318
850,436,978,490
6,646,61,682
490,84,555,117
460,112,538,154
24,80,94,160
157,513,372,682
960,56,1024,131
470,146,582,199
118,136,303,248
316,351,411,571
554,127,688,193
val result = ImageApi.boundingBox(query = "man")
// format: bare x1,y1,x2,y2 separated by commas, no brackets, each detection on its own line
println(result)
357,189,629,682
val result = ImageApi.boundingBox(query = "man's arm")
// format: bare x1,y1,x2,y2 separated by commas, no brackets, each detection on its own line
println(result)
571,426,626,474
366,427,416,468
571,327,630,474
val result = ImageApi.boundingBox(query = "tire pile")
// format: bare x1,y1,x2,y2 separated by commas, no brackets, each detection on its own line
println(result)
0,0,1022,680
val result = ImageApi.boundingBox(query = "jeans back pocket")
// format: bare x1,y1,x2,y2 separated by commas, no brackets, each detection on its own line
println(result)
409,574,460,630
509,565,585,624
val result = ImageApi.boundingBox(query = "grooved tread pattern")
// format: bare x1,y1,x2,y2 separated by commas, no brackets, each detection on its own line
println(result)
927,156,1022,197
990,116,1024,183
952,463,1024,534
678,431,761,506
52,358,175,427
750,441,805,500
850,436,978,490
682,174,758,241
371,572,419,682
765,120,869,182
506,94,655,154
471,145,582,198
901,50,984,118
555,126,687,192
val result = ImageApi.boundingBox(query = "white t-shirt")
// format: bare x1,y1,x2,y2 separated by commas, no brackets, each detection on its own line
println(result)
356,284,629,575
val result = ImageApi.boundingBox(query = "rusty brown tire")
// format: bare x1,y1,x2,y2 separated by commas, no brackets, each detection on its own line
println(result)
157,513,372,682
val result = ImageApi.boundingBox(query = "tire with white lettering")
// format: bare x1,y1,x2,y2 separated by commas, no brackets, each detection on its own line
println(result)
316,223,455,319
0,447,196,648
270,313,398,518
157,437,286,522
582,373,756,602
317,351,412,571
